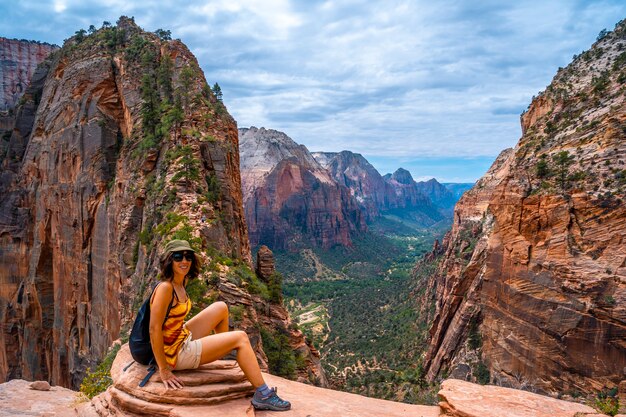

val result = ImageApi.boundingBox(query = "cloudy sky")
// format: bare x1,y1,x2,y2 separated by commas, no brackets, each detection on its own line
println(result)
2,1,624,181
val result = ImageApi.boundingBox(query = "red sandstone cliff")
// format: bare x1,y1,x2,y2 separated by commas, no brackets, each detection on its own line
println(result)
0,38,58,112
0,18,322,389
0,38,58,159
419,20,626,396
239,127,366,251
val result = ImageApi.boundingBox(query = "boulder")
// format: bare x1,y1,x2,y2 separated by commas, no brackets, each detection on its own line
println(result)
438,379,597,417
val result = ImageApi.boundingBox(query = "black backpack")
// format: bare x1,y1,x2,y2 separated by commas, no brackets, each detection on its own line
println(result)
128,282,176,386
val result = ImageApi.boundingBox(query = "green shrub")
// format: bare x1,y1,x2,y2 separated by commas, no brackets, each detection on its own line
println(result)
205,174,221,203
79,344,121,399
594,396,619,416
228,264,270,299
475,362,490,385
536,155,551,179
230,305,245,324
186,277,217,317
260,326,297,379
268,272,284,303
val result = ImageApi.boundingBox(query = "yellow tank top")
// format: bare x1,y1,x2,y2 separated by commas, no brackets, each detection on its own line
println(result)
152,283,191,368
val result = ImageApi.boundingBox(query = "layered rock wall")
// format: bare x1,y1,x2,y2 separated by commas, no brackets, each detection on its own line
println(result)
420,20,626,395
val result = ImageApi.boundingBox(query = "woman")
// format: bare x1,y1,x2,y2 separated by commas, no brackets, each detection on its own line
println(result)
149,239,291,411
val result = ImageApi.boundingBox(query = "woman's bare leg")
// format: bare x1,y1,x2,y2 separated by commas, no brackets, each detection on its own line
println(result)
198,331,265,387
185,301,229,338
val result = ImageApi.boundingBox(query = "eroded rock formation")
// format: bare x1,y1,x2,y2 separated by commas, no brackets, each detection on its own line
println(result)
239,127,365,251
419,20,626,395
255,245,275,281
379,168,445,226
0,38,57,163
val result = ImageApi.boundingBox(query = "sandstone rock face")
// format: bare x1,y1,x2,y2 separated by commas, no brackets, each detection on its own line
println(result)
0,379,79,417
415,178,457,213
438,379,596,417
420,21,626,396
239,127,365,251
0,18,251,388
0,38,58,112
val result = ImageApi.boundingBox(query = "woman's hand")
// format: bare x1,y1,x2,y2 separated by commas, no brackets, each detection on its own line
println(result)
160,367,184,390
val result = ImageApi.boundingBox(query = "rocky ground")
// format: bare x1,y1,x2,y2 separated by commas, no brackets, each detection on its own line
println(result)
2,343,623,417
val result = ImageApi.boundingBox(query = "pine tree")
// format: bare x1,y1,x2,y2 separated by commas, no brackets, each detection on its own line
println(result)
212,82,223,102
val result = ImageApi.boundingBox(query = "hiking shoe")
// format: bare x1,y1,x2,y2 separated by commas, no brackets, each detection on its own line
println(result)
251,387,291,411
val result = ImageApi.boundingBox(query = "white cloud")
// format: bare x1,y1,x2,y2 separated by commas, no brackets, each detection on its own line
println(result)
53,0,67,12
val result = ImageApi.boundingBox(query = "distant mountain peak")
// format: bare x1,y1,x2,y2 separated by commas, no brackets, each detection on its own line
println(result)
390,168,414,185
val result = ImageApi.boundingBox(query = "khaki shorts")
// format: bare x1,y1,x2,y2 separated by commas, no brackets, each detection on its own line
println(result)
174,331,202,370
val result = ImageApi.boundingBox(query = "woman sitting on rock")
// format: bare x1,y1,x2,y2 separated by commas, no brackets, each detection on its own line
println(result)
150,239,291,411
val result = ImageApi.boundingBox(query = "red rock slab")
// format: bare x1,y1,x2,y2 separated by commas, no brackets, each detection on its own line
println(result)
438,379,597,417
244,372,439,417
0,379,79,417
111,344,254,405
135,371,440,417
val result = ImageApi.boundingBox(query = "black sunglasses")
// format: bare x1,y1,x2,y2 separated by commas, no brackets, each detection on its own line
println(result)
172,251,194,262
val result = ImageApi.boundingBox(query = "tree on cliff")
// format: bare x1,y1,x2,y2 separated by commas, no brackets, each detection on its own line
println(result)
171,145,201,188
74,29,87,43
553,151,574,191
536,155,550,178
212,83,223,102
155,28,172,41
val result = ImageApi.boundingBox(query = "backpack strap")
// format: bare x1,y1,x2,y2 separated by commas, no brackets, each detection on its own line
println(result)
139,364,158,387
123,360,135,372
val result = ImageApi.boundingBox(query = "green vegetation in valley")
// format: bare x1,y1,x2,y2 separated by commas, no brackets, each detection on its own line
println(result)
279,216,447,403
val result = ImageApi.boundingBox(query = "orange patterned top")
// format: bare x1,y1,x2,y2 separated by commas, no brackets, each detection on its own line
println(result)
152,284,191,368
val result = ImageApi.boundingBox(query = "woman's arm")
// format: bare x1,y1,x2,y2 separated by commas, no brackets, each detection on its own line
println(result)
149,282,184,389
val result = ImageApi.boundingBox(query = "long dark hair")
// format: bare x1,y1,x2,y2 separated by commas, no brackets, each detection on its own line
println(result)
160,251,201,282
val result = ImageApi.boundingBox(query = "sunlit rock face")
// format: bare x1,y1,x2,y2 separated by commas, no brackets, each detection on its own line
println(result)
239,127,366,251
420,20,626,395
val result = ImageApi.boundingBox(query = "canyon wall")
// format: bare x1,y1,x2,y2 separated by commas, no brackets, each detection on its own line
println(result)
239,127,366,251
419,20,626,396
